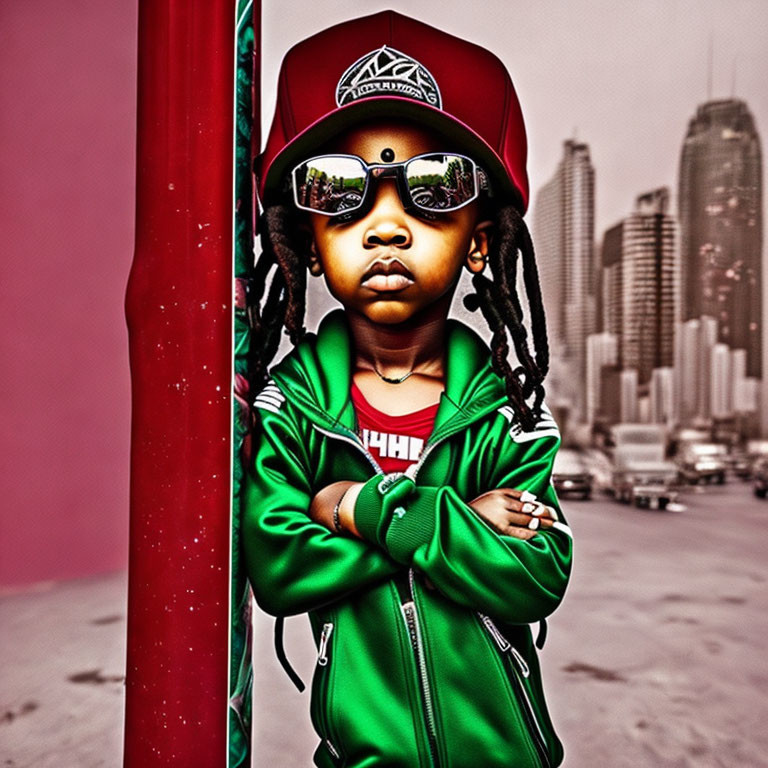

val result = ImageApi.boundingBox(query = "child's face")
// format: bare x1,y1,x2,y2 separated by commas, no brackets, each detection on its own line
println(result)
304,119,490,326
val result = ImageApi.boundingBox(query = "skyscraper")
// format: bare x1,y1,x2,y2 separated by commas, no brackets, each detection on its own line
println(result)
678,99,763,378
675,315,720,424
586,332,618,426
600,222,623,343
620,369,638,423
621,188,677,383
650,367,675,426
710,342,732,419
533,139,596,419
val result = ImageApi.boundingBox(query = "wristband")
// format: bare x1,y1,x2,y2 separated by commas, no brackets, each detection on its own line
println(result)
333,488,349,533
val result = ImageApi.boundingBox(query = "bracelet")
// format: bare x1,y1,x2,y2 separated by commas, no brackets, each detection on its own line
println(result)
333,488,349,533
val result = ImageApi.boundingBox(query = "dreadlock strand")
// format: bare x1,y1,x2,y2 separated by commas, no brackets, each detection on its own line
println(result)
486,205,542,388
264,204,308,346
471,273,536,431
512,209,550,379
463,198,552,430
247,202,307,392
250,269,287,388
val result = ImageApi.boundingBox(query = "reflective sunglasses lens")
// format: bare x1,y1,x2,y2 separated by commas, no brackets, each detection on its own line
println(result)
293,156,367,214
405,154,477,210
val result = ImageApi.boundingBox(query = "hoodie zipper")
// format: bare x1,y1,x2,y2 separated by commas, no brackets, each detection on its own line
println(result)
317,621,333,666
401,568,440,767
316,621,341,762
311,414,491,768
311,423,384,474
478,613,551,768
413,432,551,767
310,416,471,768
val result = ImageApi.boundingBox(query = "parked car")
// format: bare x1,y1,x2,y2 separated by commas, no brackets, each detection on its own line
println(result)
725,449,752,479
745,440,768,478
676,442,728,485
746,440,768,458
753,457,768,498
608,424,679,510
552,449,593,500
612,461,680,510
668,427,710,460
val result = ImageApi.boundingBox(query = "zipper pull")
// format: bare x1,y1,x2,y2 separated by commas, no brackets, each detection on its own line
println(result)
479,612,532,678
510,646,530,678
325,738,340,759
479,612,511,651
317,621,334,666
378,471,405,494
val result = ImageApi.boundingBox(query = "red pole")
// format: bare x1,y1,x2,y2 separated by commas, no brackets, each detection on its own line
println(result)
124,1,235,764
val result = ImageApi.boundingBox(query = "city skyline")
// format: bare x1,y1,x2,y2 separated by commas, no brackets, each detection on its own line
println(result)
535,94,763,438
260,1,768,437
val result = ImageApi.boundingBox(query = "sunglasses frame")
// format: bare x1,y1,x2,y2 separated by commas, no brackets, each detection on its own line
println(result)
289,151,491,219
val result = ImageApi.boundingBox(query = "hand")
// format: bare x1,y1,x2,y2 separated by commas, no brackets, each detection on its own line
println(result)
308,481,365,537
467,488,557,540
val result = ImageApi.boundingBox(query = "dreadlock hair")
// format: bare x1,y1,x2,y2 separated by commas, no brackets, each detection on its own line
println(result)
247,191,550,433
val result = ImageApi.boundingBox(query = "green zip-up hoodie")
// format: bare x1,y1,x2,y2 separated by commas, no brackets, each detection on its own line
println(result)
242,309,573,768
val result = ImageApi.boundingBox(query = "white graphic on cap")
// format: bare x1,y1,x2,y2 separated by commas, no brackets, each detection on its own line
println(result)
335,45,442,108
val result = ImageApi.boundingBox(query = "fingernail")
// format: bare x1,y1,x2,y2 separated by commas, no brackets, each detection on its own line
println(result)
528,517,540,530
520,490,537,502
522,502,537,513
530,504,545,516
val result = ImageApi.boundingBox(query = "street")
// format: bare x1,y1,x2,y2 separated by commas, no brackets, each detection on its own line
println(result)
2,478,767,766
251,477,768,767
543,478,768,767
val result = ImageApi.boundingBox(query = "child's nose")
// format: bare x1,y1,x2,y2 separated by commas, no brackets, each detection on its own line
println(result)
362,179,412,249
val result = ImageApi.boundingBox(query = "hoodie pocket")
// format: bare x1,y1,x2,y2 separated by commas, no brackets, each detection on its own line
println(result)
477,613,552,768
311,620,343,765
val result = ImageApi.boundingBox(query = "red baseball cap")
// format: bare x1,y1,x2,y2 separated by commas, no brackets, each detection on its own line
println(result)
255,9,530,213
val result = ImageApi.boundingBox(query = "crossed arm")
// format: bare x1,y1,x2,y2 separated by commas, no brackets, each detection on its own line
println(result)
311,479,558,541
242,405,572,623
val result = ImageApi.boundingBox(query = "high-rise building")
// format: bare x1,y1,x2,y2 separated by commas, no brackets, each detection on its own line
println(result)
650,367,675,425
600,222,623,342
728,348,759,415
621,188,677,384
620,369,638,423
675,315,726,424
700,315,719,419
678,99,763,379
534,175,564,349
533,139,596,419
710,343,732,418
675,318,703,423
598,365,622,425
586,332,618,426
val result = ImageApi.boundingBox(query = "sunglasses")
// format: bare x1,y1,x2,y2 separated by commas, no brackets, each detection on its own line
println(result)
290,152,491,219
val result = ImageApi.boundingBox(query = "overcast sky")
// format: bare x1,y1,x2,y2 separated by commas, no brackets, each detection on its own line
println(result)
259,0,768,238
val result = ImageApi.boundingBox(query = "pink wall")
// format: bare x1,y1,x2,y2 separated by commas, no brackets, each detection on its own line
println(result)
0,0,137,586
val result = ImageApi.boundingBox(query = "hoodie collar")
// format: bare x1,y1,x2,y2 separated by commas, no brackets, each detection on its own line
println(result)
270,309,508,439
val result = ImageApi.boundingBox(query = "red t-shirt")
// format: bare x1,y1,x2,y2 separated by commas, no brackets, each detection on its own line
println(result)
350,381,439,473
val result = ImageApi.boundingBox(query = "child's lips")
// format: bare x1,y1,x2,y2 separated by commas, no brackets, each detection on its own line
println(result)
361,273,415,291
361,258,415,292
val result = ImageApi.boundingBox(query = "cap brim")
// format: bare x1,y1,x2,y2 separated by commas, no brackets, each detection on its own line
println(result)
257,96,521,210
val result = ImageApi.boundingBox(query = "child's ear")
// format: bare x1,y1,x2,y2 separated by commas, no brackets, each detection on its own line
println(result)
465,219,494,274
296,215,324,276
308,240,324,276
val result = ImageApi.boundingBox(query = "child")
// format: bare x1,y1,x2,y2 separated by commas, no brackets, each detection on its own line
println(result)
242,10,573,767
